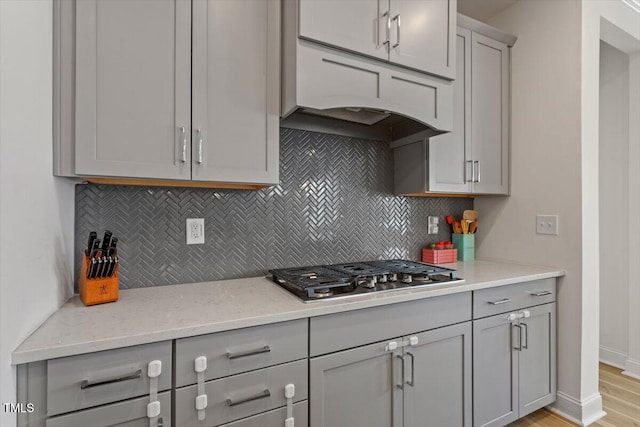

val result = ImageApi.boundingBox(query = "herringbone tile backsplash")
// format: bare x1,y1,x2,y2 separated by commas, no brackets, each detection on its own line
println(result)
75,128,472,289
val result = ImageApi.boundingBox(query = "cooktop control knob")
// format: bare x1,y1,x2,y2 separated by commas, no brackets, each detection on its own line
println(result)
402,274,412,284
364,277,376,289
389,273,398,282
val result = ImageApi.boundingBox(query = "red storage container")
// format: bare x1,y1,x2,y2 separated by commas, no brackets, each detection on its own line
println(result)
422,248,457,264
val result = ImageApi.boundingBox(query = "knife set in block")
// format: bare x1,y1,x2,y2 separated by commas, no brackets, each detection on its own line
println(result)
80,230,120,306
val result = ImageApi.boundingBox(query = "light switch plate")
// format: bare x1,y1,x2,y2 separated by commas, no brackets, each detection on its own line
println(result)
536,215,559,235
428,216,439,235
187,218,205,244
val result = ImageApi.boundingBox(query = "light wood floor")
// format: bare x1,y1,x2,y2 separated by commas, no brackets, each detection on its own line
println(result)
508,363,640,427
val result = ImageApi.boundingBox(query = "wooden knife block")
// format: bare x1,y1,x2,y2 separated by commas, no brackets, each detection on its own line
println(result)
79,254,119,306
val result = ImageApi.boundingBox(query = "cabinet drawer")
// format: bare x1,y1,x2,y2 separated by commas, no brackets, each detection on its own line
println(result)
175,319,308,387
310,292,471,356
46,341,171,416
220,401,308,427
175,359,308,426
473,279,556,319
46,391,171,427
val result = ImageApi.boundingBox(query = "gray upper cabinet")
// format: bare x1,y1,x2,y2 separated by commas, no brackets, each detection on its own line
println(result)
425,27,472,193
388,0,456,79
191,0,280,185
470,32,509,194
74,0,191,180
393,18,514,196
56,0,279,187
299,0,389,61
297,0,456,79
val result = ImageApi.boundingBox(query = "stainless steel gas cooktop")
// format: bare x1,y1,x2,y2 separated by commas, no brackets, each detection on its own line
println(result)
269,259,464,303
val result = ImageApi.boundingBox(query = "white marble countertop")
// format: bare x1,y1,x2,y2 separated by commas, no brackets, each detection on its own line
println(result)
12,259,564,365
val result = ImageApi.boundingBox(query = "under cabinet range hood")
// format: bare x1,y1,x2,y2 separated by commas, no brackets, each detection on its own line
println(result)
280,1,455,143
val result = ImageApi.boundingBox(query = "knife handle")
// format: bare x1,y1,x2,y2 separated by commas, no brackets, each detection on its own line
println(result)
101,231,112,251
86,232,97,256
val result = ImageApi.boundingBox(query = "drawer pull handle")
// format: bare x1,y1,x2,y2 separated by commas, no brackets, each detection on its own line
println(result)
80,369,143,389
530,290,552,297
488,298,511,305
226,388,271,407
227,345,271,360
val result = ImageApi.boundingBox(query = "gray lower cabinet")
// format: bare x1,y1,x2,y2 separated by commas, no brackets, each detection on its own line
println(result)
175,360,308,426
45,392,171,427
473,303,556,427
309,322,472,427
219,402,308,427
309,339,403,427
404,322,472,427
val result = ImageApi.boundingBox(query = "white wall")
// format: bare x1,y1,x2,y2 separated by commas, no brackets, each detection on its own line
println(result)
598,41,629,370
581,0,640,385
477,0,591,422
0,1,75,426
479,1,640,425
626,52,640,380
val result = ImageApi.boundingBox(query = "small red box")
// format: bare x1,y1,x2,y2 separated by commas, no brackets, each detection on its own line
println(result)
422,248,457,264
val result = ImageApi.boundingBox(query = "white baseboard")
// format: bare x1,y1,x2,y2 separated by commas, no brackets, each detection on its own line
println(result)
549,391,606,426
599,346,628,369
623,358,640,379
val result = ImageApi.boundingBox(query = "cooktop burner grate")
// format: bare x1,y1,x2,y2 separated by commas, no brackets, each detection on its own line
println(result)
269,259,462,302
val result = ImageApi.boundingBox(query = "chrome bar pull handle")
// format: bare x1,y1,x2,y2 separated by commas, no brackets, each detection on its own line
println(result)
227,345,271,360
226,389,271,407
80,369,143,390
396,355,405,390
474,160,480,182
381,11,391,51
530,290,552,297
379,11,391,47
392,14,401,48
488,298,511,305
179,126,187,163
466,160,474,182
513,324,523,351
195,129,203,164
521,323,528,349
406,352,415,387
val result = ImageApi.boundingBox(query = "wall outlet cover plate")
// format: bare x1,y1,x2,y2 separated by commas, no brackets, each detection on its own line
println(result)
186,218,205,244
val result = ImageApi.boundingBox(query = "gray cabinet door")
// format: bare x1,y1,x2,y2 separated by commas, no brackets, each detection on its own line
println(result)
403,322,472,427
298,0,390,61
388,0,456,79
519,303,557,417
309,339,403,427
473,314,519,427
75,0,191,180
470,32,509,194
191,0,280,185
428,27,471,193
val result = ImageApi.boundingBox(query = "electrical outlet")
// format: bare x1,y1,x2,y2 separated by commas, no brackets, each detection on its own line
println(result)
186,218,205,244
428,216,439,235
536,215,559,235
